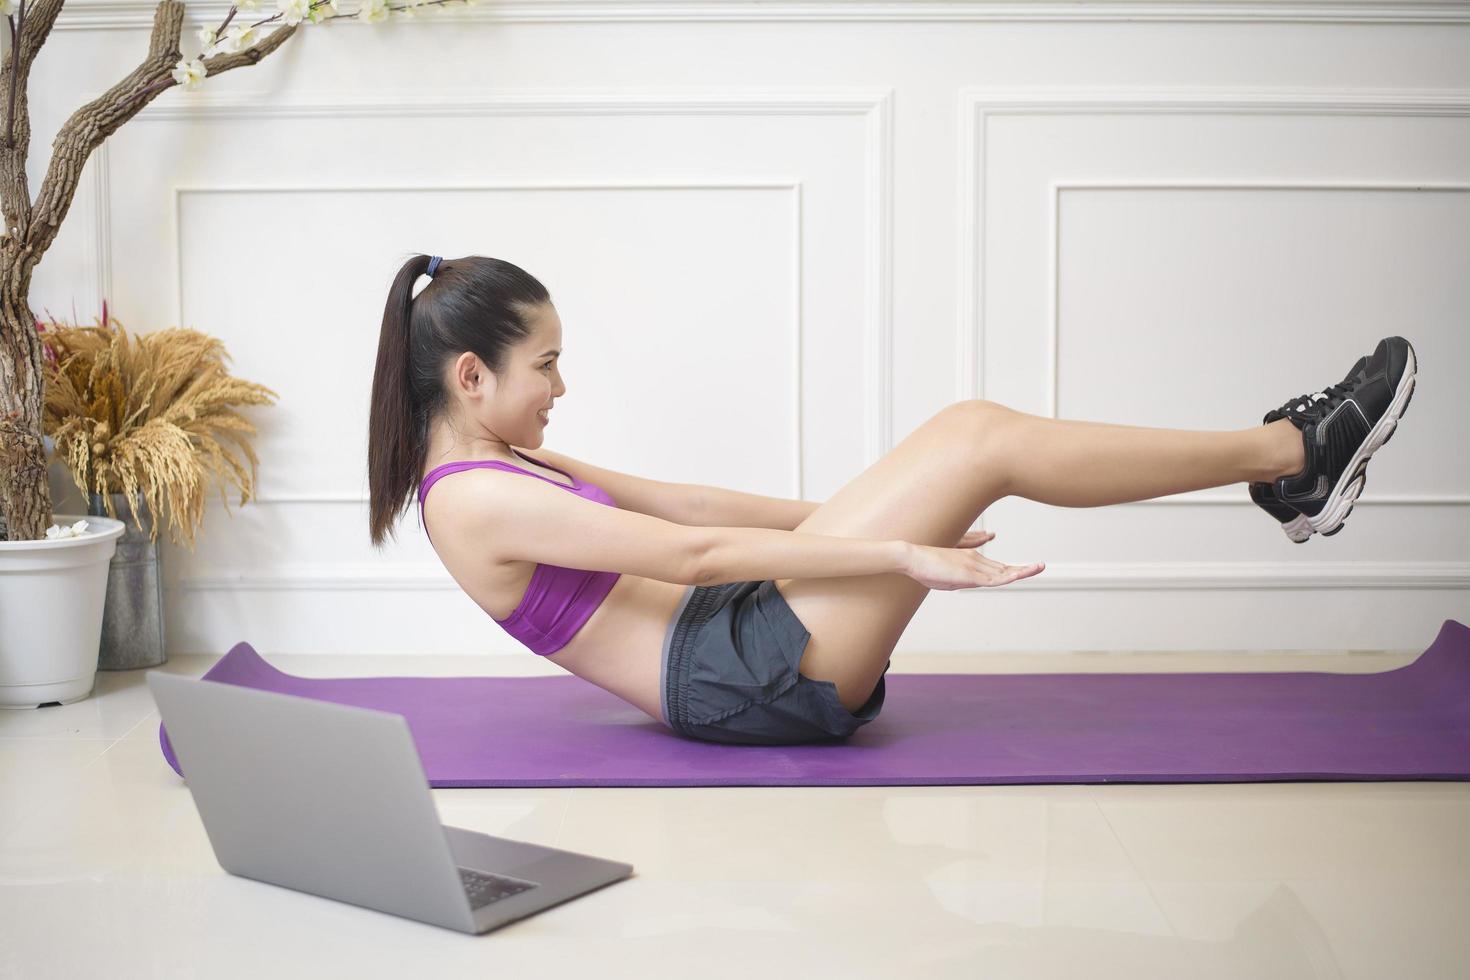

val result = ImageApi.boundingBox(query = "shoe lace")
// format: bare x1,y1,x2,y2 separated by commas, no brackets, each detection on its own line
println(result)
1280,381,1354,421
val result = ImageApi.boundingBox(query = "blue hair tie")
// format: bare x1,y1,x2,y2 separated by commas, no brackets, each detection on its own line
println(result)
426,255,443,278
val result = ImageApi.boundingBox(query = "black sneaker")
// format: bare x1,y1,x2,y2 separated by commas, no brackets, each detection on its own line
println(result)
1266,336,1417,537
1249,355,1366,542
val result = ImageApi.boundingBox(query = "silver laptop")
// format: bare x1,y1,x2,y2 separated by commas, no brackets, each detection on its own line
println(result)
146,670,634,935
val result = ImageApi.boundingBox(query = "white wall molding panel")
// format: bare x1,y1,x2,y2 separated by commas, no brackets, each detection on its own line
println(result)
31,6,1468,652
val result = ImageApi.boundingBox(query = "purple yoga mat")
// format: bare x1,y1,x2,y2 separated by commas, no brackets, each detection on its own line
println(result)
158,619,1470,787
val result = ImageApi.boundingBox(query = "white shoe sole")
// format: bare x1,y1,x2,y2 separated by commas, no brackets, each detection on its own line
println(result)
1282,512,1314,543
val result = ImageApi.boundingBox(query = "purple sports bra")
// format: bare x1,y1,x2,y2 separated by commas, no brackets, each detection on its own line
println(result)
417,449,621,656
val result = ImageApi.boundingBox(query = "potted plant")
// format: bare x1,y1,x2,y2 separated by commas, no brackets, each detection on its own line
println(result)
0,508,129,708
0,0,472,706
0,307,276,708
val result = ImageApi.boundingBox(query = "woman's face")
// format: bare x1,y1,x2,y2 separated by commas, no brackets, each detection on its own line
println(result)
448,302,565,451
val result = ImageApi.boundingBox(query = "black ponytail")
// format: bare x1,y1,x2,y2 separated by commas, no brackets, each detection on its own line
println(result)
366,253,551,548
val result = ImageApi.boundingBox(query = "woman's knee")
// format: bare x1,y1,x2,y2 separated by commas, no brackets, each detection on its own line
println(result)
935,399,1017,442
931,399,1020,495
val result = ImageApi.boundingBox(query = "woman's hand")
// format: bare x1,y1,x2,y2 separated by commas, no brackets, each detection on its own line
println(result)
906,529,1045,590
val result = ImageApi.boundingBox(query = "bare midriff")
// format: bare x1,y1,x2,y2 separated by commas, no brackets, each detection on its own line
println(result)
421,462,688,725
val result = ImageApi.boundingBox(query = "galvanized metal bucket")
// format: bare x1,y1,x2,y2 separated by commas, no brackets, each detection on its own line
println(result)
86,491,167,671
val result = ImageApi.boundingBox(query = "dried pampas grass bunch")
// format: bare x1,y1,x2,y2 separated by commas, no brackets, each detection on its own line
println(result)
39,309,279,550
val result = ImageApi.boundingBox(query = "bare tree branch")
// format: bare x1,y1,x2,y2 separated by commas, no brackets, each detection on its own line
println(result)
0,0,67,246
22,2,299,263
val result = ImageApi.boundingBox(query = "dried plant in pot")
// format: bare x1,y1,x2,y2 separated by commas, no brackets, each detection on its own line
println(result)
0,0,472,708
9,307,277,697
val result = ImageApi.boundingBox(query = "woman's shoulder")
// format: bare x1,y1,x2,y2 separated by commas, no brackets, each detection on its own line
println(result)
421,457,541,495
420,465,522,553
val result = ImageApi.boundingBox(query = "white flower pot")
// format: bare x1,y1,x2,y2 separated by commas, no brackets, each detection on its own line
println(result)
0,514,127,709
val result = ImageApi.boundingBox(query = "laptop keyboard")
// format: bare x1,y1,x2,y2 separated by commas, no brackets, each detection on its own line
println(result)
457,866,539,910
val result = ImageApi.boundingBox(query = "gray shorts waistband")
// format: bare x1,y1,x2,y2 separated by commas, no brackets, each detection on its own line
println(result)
660,584,699,726
663,581,750,735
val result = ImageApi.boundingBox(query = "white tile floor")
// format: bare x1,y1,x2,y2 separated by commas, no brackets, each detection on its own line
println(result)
2,649,1467,979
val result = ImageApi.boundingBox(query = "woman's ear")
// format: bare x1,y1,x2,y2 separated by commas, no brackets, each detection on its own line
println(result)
454,352,499,401
453,351,481,392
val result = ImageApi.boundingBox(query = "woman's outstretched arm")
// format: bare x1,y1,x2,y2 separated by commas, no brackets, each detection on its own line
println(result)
690,485,819,531
696,485,992,549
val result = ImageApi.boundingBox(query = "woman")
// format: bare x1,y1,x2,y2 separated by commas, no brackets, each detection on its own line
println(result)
367,254,1418,747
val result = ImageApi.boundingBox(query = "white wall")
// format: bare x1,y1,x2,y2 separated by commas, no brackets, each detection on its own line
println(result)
29,0,1470,655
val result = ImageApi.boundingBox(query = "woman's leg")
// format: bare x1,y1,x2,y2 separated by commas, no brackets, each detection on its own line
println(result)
995,411,1305,507
779,400,1306,712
